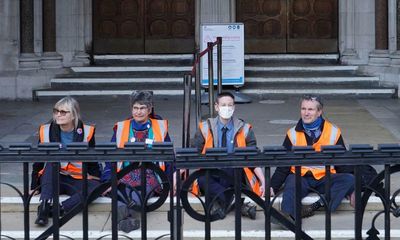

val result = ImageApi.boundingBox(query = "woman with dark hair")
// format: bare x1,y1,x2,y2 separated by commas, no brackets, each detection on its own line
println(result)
102,90,174,233
31,96,101,226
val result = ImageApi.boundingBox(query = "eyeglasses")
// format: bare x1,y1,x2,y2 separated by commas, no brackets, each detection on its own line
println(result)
132,106,148,112
302,94,323,107
53,108,70,116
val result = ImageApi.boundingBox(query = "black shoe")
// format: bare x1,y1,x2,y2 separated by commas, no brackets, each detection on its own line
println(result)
118,217,140,233
35,200,50,226
48,203,65,218
241,202,257,220
210,201,226,220
301,201,322,218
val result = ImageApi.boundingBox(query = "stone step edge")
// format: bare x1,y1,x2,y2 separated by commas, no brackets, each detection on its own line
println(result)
1,229,399,239
0,195,383,212
34,89,396,97
93,54,338,61
71,65,356,73
51,76,379,84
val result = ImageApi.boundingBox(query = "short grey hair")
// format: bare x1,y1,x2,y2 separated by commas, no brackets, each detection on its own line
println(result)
129,90,153,110
300,94,323,111
53,96,81,128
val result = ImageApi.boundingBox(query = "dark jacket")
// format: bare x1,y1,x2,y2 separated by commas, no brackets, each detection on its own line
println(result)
31,120,100,190
191,116,257,151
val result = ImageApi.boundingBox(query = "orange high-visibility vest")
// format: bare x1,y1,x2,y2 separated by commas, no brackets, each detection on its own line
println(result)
114,118,168,171
39,124,95,179
191,121,262,196
288,120,340,180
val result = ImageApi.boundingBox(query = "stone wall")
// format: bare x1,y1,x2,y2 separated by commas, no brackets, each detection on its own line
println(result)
0,0,19,71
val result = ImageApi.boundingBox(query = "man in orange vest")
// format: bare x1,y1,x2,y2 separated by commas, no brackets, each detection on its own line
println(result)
192,92,265,220
270,95,354,220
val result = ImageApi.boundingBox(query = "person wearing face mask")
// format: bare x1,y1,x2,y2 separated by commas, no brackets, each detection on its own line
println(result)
192,92,266,220
270,95,355,222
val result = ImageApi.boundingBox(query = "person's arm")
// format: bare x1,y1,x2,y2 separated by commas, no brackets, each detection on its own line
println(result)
245,127,257,147
191,127,205,153
254,167,265,196
270,135,292,194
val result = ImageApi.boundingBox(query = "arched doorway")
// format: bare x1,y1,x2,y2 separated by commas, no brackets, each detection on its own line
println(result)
237,0,338,53
93,0,195,54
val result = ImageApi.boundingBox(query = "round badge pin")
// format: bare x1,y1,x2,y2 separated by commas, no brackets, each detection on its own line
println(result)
76,128,83,134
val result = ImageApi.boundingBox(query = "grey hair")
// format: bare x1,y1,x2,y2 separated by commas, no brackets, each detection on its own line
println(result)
300,94,323,111
53,96,81,128
129,90,153,110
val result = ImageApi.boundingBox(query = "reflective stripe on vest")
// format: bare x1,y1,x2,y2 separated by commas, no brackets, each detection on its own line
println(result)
289,120,339,180
39,124,94,179
115,118,167,171
193,122,262,196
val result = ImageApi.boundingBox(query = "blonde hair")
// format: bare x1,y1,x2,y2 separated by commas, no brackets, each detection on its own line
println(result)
53,96,81,128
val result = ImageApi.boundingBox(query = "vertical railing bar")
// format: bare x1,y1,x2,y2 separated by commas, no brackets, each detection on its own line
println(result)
52,162,60,240
82,161,89,240
205,170,211,240
264,167,271,240
141,163,147,240
111,162,118,239
234,168,242,240
354,164,362,240
384,164,390,240
294,165,302,240
325,165,331,240
23,162,30,240
217,37,223,94
207,42,215,117
195,52,201,124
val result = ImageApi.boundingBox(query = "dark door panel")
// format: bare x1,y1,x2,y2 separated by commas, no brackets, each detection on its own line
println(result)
93,0,194,54
236,0,338,53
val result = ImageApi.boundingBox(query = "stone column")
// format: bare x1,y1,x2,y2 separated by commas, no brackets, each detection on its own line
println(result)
19,0,40,69
196,0,234,49
390,0,400,66
41,0,62,68
369,0,390,65
72,0,90,66
339,0,359,63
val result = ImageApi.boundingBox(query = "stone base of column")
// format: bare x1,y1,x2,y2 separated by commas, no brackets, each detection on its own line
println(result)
340,49,359,64
369,49,391,66
19,53,41,70
41,52,63,69
71,51,90,66
390,51,400,67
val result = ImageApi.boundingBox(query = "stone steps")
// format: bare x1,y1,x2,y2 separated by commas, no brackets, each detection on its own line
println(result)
0,195,385,213
32,54,397,100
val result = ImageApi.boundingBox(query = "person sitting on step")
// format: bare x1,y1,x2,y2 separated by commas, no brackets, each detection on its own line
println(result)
191,92,266,220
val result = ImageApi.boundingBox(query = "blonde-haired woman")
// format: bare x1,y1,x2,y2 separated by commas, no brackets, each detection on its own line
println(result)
31,96,101,226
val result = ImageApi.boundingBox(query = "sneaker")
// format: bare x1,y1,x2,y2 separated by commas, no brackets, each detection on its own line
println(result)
117,205,129,222
210,201,226,220
241,202,257,220
118,217,140,233
301,201,322,218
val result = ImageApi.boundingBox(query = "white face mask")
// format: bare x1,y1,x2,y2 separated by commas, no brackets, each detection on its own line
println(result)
218,106,234,119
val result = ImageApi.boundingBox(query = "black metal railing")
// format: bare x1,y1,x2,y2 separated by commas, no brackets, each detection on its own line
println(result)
1,143,400,240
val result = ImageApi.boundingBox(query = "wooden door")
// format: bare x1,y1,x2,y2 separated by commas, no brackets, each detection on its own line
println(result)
237,0,287,53
145,0,195,53
93,0,194,54
236,0,338,53
288,0,338,53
